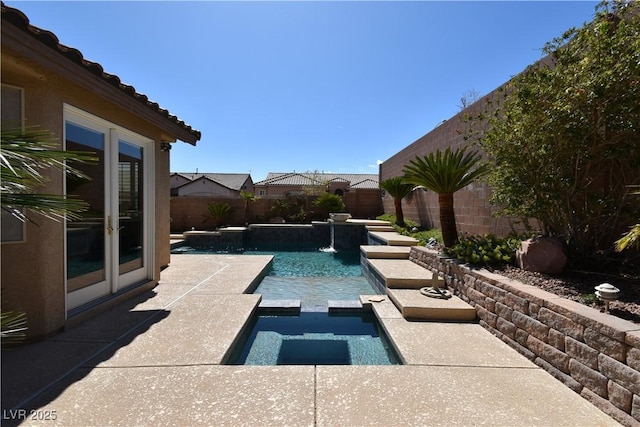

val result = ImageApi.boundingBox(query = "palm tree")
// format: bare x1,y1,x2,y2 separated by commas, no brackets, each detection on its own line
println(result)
379,177,413,227
207,201,231,228
240,190,257,225
403,147,489,248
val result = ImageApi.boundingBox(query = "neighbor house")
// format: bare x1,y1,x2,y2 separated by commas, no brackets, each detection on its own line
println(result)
254,172,382,219
1,4,201,339
254,172,378,197
170,172,254,197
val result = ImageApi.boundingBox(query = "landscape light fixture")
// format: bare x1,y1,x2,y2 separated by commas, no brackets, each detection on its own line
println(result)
594,283,620,313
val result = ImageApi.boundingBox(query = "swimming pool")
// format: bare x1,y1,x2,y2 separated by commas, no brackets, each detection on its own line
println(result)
173,244,395,365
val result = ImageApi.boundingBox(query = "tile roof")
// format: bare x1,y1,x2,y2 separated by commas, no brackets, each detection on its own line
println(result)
1,3,201,143
172,173,251,191
255,172,379,189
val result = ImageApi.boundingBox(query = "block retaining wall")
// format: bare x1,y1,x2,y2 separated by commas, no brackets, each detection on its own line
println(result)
409,246,640,426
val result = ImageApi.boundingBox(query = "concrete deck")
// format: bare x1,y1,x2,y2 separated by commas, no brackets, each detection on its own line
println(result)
1,254,619,426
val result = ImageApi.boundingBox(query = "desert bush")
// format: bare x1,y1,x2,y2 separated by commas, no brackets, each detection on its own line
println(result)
446,234,524,266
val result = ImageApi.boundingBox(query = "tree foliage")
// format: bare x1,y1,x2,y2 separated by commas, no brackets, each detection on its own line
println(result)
469,1,640,258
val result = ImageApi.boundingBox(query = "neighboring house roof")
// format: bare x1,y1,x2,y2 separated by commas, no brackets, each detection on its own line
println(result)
255,173,323,187
348,178,380,190
255,172,379,189
1,3,201,144
171,173,251,191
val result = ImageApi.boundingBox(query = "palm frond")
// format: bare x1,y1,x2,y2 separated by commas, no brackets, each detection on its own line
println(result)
380,177,413,199
1,127,96,222
402,147,490,194
1,310,27,347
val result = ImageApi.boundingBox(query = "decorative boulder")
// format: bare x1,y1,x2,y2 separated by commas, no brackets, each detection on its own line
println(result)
516,237,567,275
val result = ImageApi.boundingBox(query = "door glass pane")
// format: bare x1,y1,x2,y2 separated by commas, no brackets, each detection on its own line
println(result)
66,122,106,292
118,140,143,274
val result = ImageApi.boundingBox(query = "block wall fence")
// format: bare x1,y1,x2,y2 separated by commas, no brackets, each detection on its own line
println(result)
409,246,640,426
170,191,383,233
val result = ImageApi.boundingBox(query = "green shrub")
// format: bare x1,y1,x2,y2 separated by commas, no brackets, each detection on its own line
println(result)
207,202,231,227
446,234,523,266
269,197,309,223
313,193,345,213
410,229,443,247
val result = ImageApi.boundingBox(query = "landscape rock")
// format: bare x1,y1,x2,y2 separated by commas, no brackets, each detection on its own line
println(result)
516,237,567,275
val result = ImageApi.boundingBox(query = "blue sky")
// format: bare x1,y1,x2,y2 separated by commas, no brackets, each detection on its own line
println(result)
8,1,598,182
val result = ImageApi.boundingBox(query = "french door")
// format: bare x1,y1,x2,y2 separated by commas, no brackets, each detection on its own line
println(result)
64,106,153,312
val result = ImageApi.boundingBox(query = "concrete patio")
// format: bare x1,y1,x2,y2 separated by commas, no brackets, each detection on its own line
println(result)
1,254,619,426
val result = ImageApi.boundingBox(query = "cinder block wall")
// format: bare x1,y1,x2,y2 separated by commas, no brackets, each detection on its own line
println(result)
411,246,640,426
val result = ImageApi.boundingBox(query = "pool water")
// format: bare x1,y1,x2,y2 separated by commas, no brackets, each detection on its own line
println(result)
246,249,377,311
229,312,400,365
245,249,362,277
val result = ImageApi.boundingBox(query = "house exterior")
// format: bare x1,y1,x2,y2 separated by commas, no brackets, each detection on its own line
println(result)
170,172,254,197
254,172,379,197
1,4,201,339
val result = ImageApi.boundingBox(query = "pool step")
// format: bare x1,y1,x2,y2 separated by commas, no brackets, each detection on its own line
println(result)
346,219,392,227
259,299,301,313
368,231,419,246
327,300,363,311
366,225,395,232
360,245,411,259
387,288,476,322
366,259,444,289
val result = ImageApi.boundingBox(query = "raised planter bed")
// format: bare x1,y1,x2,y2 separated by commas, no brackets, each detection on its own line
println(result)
409,246,640,426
